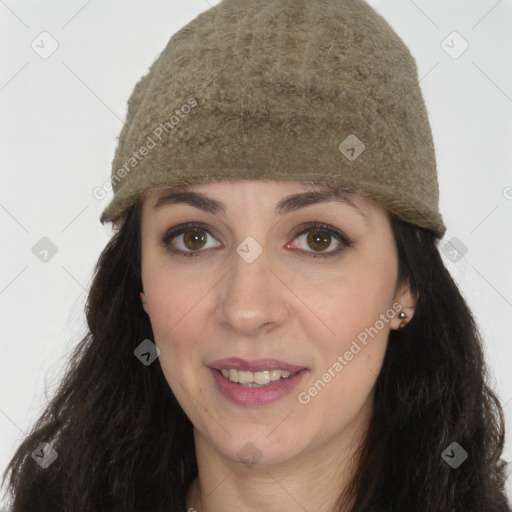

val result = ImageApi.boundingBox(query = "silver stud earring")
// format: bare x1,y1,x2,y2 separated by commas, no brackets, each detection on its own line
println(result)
398,310,408,329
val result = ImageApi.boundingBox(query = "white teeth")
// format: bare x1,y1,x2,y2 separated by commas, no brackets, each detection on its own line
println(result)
219,368,296,386
237,371,253,384
269,369,281,381
253,371,270,385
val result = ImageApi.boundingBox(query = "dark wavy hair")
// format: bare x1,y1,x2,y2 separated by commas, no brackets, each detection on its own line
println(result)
1,198,510,511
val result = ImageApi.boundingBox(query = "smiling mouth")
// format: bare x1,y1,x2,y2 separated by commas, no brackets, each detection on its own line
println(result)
209,360,308,406
218,368,296,386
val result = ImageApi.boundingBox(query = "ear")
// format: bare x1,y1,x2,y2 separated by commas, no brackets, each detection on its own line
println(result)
390,281,417,330
140,291,150,316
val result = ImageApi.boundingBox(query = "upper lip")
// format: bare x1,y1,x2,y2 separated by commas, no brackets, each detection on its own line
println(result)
209,357,306,373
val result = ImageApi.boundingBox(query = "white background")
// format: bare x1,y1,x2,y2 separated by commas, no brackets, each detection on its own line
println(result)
1,0,511,506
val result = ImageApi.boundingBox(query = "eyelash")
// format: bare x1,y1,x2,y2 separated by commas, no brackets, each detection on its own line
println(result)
161,222,354,259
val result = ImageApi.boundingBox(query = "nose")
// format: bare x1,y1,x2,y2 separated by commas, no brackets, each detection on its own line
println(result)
215,243,289,337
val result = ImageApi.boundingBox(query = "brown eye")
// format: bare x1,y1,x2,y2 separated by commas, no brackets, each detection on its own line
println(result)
291,223,353,258
161,225,221,258
305,230,331,252
161,222,353,259
182,230,208,251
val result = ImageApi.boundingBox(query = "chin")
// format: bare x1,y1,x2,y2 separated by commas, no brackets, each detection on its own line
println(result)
211,428,307,467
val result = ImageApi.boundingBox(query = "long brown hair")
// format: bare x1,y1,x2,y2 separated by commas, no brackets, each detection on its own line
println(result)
1,200,510,511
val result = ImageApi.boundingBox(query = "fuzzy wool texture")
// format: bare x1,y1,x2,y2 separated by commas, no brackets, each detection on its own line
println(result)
100,0,446,238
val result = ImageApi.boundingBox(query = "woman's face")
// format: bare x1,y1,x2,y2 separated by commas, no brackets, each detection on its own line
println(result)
140,179,412,467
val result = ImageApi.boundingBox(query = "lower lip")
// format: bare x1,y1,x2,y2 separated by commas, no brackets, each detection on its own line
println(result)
209,368,307,407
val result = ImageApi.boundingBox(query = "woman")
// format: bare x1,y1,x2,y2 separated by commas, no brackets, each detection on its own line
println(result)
2,0,510,510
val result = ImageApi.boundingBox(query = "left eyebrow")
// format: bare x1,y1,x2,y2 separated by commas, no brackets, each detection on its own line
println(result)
153,187,366,218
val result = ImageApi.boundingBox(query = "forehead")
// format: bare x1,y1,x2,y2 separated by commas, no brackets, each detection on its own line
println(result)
136,179,390,228
136,180,396,240
139,179,385,224
155,179,335,195
145,180,364,208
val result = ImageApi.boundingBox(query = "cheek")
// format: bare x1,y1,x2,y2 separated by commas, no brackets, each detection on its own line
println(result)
310,242,397,395
321,255,397,345
319,290,391,392
141,258,186,339
298,276,394,434
141,259,214,376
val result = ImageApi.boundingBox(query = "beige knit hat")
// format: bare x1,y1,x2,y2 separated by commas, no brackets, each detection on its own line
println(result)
100,0,446,238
